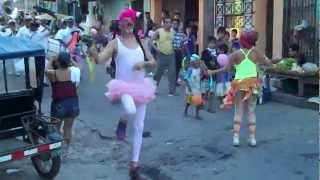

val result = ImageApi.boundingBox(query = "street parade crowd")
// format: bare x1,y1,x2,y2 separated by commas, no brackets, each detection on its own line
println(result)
0,8,311,180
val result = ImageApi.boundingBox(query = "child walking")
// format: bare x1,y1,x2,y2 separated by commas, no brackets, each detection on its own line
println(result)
215,44,232,105
183,54,207,120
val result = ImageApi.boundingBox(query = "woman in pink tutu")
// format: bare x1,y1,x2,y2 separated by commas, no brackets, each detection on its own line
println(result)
89,9,156,180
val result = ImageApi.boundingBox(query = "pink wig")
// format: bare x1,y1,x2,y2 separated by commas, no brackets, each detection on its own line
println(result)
240,30,258,49
118,8,138,23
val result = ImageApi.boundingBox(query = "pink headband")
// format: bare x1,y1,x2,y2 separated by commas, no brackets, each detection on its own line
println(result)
118,8,138,22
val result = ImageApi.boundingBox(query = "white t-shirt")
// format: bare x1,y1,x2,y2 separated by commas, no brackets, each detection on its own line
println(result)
69,66,81,87
55,27,72,45
186,68,201,95
16,26,31,39
29,30,50,50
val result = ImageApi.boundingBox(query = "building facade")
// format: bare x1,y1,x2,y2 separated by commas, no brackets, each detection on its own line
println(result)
149,0,319,63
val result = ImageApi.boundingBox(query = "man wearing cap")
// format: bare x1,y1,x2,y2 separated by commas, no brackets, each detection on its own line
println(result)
16,16,32,39
54,16,75,49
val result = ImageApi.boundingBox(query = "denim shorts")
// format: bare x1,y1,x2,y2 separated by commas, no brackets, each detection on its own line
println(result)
51,97,80,119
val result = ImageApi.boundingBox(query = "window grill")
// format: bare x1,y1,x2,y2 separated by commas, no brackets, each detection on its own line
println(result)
215,0,254,28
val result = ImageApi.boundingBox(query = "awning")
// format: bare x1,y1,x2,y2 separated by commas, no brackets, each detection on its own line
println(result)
0,37,45,59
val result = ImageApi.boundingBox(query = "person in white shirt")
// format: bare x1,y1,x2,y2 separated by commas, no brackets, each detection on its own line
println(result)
54,17,74,49
36,18,51,51
2,19,19,75
0,16,12,37
16,16,33,39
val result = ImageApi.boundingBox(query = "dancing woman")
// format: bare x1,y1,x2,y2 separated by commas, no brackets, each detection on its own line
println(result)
209,30,274,147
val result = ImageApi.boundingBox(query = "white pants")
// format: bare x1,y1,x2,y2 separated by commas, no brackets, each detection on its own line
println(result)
120,94,146,163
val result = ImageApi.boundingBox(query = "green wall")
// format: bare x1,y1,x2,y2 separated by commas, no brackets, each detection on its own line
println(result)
99,0,130,24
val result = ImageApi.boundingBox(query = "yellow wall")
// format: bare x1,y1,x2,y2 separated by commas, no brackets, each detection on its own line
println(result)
254,0,267,54
272,0,284,59
150,0,162,24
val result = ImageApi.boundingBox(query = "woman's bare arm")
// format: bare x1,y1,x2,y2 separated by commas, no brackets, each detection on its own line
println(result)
45,57,57,82
89,39,117,64
142,39,157,69
208,53,235,75
254,48,273,65
150,30,160,53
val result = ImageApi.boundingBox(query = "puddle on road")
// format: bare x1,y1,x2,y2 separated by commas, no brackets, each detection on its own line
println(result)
141,166,173,180
203,146,234,162
300,153,319,160
258,138,283,145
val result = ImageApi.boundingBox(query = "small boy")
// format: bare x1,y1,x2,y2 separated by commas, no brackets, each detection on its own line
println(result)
231,29,240,51
183,54,207,120
200,36,218,113
288,44,306,66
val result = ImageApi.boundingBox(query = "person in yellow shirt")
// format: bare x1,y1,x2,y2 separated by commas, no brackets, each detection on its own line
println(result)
151,16,178,96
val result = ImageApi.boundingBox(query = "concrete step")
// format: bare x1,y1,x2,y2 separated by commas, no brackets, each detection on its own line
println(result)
271,92,319,111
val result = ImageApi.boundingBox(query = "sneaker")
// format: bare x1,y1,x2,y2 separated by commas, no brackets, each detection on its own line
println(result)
116,121,127,141
248,136,257,147
233,135,240,147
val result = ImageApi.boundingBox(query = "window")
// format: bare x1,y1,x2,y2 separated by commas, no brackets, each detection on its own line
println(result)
215,0,254,28
283,0,319,64
0,58,37,94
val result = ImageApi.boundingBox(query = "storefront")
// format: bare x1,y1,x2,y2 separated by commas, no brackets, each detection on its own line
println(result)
282,0,319,64
149,0,267,53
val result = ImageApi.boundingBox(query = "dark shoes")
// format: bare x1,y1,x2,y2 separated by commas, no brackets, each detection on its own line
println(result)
129,166,146,180
116,121,127,141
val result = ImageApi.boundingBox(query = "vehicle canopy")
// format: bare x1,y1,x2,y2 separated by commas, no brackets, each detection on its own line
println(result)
0,36,45,59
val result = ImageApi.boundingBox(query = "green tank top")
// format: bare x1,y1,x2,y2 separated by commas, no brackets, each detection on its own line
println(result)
234,48,257,80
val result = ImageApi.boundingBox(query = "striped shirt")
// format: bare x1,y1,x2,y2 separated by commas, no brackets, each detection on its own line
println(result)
173,31,185,49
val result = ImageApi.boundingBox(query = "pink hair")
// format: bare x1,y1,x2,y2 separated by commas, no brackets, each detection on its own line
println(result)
240,30,258,49
118,8,137,23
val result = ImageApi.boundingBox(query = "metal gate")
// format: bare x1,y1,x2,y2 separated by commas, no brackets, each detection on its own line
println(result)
282,0,319,64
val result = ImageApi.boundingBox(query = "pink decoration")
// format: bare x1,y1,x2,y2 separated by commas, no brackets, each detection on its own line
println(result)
118,8,137,23
217,54,229,67
105,78,156,106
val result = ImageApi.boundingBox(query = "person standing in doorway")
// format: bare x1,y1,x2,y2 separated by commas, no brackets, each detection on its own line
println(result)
144,11,154,34
216,26,227,46
172,18,186,85
152,17,178,96
231,29,241,51
185,25,197,58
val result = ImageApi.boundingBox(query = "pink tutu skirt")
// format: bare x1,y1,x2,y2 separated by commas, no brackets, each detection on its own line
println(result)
105,78,156,106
